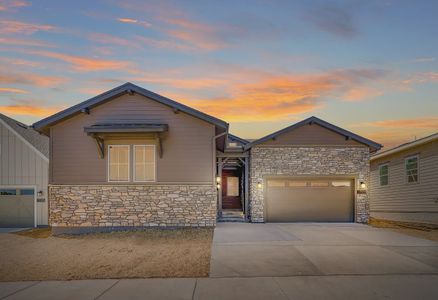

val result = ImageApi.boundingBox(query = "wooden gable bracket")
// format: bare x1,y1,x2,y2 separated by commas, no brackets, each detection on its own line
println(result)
91,134,105,159
155,133,163,158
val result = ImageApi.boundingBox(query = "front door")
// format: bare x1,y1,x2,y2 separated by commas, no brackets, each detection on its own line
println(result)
222,171,242,209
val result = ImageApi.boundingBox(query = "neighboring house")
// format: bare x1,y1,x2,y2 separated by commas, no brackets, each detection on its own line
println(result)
370,133,438,225
0,114,49,227
32,82,381,231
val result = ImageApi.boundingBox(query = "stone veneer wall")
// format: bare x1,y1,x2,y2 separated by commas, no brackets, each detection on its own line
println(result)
250,146,370,223
49,184,217,227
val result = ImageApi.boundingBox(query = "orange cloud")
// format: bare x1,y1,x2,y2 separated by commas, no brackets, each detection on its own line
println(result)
0,20,54,35
117,18,152,27
0,104,60,117
163,18,228,51
0,37,55,47
130,67,387,122
28,50,130,71
0,71,66,87
0,87,28,94
0,0,29,11
366,117,438,129
343,86,383,102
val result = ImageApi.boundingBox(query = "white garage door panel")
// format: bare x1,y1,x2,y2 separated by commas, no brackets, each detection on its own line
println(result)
0,188,35,227
266,179,354,222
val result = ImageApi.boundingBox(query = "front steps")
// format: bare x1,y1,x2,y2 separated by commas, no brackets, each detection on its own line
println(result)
219,210,246,222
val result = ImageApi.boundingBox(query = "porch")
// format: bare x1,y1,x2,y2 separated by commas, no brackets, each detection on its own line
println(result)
216,151,249,222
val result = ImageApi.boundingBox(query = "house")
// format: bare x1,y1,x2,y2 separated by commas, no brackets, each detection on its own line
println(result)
370,133,438,225
0,114,49,227
32,82,381,231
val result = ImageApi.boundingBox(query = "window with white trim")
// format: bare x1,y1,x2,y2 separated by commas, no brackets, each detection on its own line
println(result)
134,145,156,182
405,155,419,183
108,145,130,182
379,164,389,186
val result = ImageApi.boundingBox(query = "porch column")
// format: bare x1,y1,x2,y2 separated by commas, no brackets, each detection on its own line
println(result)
217,157,223,217
244,156,249,221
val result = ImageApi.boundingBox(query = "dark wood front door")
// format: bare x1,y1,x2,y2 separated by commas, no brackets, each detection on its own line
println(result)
222,171,242,209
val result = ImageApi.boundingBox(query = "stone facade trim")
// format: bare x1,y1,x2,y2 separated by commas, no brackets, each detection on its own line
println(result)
49,184,217,227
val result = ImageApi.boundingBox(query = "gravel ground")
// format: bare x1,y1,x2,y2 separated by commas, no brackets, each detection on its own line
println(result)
0,228,213,281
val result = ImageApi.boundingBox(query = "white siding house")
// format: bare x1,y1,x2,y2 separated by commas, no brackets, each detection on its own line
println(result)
0,114,49,227
370,133,438,225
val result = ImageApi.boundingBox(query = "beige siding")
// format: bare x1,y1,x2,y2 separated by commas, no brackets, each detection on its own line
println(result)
370,140,438,223
50,93,215,184
0,121,49,226
260,123,365,147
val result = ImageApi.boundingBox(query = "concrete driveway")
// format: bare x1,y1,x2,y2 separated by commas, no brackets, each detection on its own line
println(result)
210,223,438,277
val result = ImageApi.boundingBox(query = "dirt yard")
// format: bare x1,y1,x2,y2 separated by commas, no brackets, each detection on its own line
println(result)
369,218,438,241
0,228,213,281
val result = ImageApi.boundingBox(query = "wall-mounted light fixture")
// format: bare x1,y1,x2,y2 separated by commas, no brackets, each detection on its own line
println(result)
257,182,263,189
359,181,366,189
216,176,221,183
216,183,221,190
37,190,43,197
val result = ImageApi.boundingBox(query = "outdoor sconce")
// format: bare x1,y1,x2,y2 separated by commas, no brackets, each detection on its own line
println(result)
359,181,366,189
216,183,221,190
257,182,263,189
37,190,43,197
216,176,221,183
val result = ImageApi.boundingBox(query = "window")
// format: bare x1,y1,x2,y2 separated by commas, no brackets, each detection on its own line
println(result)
379,164,389,186
19,189,35,195
405,155,419,183
331,181,351,187
108,145,130,182
134,145,156,182
0,189,16,195
288,180,307,187
310,181,330,187
226,177,239,196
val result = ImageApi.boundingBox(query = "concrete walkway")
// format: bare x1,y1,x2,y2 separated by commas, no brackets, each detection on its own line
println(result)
1,275,438,300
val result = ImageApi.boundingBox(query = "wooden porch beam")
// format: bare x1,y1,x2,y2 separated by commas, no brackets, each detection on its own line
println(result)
91,134,104,159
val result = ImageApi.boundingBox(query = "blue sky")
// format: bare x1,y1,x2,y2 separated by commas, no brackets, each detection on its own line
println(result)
0,0,437,148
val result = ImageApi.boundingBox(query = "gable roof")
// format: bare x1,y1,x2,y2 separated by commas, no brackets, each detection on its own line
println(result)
0,113,49,159
371,132,438,161
244,116,382,151
33,82,228,134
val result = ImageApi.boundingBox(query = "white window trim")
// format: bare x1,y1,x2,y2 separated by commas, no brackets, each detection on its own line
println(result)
378,164,389,186
133,145,156,182
107,145,130,183
405,154,419,184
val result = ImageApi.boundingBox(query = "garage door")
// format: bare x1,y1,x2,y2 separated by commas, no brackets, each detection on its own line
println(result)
0,188,35,227
266,178,354,222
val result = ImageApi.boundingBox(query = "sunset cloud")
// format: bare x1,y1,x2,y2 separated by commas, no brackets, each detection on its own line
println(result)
0,20,54,35
0,71,66,87
0,104,60,117
0,87,28,94
365,117,438,129
117,17,152,28
163,18,229,51
28,50,130,71
0,37,55,48
0,0,29,11
144,68,387,122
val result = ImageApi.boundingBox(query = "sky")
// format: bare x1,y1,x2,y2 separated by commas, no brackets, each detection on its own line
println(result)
0,0,437,149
